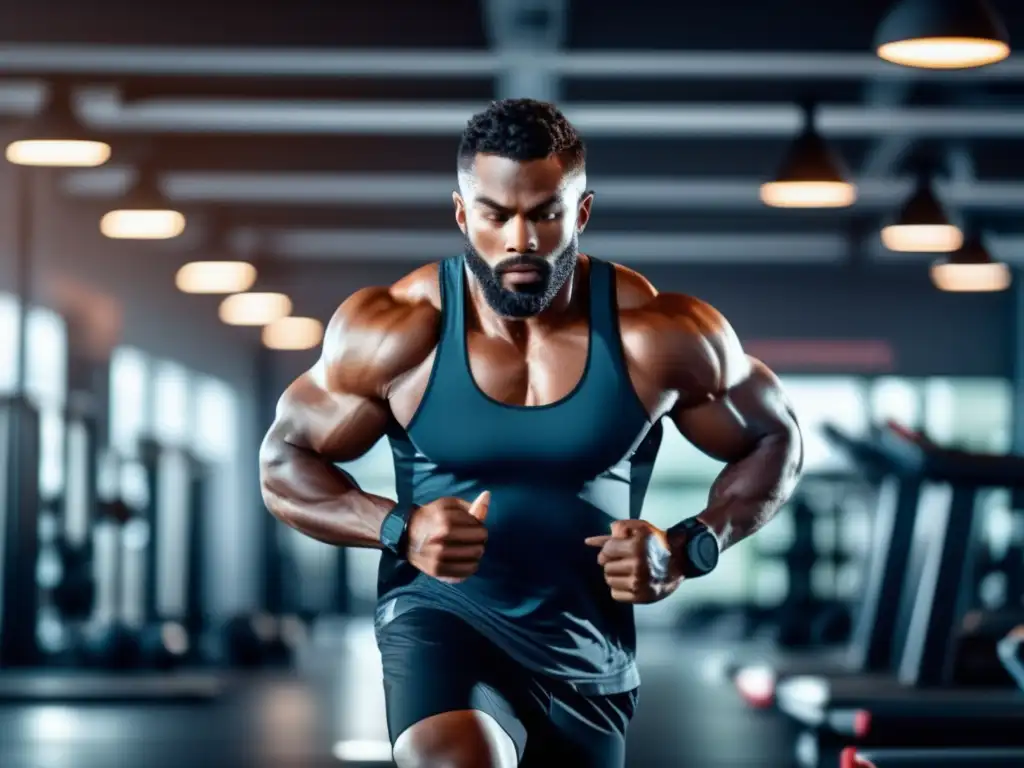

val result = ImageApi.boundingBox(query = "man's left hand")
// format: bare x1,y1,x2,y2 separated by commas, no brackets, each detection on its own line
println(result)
584,520,685,604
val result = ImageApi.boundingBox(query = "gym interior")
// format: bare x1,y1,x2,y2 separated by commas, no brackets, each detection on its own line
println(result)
0,2,1022,766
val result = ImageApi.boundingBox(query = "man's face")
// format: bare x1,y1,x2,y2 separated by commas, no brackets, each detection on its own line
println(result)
454,153,592,318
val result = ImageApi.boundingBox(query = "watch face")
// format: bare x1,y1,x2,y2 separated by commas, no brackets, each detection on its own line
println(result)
690,532,720,572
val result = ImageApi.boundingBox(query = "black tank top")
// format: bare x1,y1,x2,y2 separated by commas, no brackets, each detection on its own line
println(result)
376,254,662,694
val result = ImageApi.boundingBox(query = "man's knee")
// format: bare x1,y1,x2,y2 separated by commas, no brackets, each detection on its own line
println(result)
393,710,518,768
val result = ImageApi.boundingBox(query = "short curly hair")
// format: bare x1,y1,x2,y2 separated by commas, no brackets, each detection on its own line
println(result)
457,98,586,176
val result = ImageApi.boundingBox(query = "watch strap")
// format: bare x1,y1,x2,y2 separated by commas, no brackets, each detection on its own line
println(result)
379,506,411,557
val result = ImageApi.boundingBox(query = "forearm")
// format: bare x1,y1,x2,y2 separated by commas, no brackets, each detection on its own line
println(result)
691,431,802,552
260,439,395,548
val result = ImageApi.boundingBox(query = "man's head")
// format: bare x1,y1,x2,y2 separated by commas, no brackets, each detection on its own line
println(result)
453,98,593,318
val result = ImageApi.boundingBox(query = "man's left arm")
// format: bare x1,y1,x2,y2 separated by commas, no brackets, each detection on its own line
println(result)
585,297,803,604
668,347,803,556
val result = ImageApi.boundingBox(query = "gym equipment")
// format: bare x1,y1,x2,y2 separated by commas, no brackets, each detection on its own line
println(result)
0,412,227,701
132,437,228,670
996,625,1024,689
44,406,102,662
76,493,160,670
840,747,1024,768
889,637,1024,768
775,432,1024,765
754,487,857,649
732,423,922,707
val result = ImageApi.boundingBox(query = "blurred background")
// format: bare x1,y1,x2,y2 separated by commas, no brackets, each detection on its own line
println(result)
0,1,1021,766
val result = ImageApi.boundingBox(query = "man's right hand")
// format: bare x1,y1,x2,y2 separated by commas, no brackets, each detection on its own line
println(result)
404,491,490,584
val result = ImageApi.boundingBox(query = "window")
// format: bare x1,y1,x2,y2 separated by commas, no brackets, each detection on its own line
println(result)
779,376,870,473
153,360,191,447
26,307,66,406
924,377,1011,452
649,423,726,483
27,307,67,500
193,376,237,461
109,347,149,457
870,377,923,431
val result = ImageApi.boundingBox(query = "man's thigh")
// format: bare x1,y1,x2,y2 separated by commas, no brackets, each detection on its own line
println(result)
376,606,530,762
376,604,639,767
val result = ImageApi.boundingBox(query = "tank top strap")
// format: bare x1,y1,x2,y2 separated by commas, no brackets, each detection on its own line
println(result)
426,254,477,398
586,257,624,359
437,254,468,354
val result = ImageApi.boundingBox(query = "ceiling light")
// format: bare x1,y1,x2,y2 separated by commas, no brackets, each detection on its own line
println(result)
875,0,1010,69
175,261,257,294
760,128,856,208
100,170,185,240
262,317,324,350
881,179,962,252
930,234,1011,292
218,293,292,326
6,84,111,167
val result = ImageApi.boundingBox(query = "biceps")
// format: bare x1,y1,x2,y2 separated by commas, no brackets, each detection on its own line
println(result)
274,376,390,463
671,359,797,463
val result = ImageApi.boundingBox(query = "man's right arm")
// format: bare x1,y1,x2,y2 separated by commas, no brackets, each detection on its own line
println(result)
258,287,437,549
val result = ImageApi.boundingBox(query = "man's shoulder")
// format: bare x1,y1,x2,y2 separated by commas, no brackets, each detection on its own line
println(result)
334,261,443,327
605,260,719,326
390,261,444,310
605,260,730,346
607,260,658,310
322,263,443,387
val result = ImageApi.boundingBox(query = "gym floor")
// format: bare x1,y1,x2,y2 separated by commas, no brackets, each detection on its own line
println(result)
0,622,798,768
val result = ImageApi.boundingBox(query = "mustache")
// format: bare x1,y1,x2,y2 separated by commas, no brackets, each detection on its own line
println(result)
494,254,550,274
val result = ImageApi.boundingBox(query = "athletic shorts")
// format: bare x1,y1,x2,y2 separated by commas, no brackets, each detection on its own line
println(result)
376,605,639,768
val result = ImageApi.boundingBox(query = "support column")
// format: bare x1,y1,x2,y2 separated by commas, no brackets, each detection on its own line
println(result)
483,0,568,102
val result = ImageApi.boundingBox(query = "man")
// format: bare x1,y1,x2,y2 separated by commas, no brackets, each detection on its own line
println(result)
260,98,803,768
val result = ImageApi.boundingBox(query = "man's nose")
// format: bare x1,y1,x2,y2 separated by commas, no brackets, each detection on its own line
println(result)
505,216,538,254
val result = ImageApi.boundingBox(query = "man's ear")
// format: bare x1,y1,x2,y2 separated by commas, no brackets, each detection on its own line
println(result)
577,189,595,234
453,190,467,235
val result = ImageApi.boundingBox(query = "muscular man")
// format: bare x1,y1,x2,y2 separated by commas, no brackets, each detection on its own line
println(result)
260,99,803,768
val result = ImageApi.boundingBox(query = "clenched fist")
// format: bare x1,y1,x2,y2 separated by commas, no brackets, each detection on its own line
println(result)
585,519,684,604
405,491,490,584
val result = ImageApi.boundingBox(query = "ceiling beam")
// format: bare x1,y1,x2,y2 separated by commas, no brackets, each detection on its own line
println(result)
266,229,850,263
262,228,1024,266
73,93,1024,138
859,81,916,179
3,44,1024,80
61,170,1024,211
867,233,1024,263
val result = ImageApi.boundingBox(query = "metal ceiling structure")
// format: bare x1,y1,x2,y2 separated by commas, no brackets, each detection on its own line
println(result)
2,0,1024,265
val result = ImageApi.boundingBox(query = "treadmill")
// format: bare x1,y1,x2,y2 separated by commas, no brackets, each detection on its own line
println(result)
775,432,1024,766
732,423,924,708
837,630,1024,767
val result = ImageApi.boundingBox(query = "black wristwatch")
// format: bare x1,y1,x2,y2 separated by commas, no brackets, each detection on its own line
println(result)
379,507,411,557
668,517,720,579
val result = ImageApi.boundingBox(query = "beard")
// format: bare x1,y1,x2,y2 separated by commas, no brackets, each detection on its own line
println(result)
463,235,579,318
